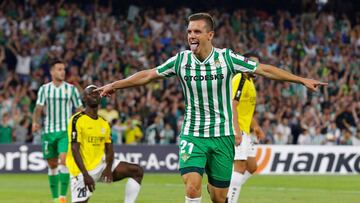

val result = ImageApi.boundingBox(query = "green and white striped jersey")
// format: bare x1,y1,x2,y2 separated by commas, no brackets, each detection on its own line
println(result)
36,82,82,134
156,47,258,137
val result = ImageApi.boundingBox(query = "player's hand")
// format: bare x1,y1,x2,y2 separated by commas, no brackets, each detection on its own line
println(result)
235,131,242,146
254,127,265,141
100,167,113,183
301,78,328,92
32,122,41,133
83,173,95,192
94,83,116,97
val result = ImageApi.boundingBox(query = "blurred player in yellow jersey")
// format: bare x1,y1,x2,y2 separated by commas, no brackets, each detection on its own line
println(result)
66,85,143,203
227,53,265,203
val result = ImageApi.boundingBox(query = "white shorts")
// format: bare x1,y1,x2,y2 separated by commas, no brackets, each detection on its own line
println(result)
70,159,120,203
234,132,257,160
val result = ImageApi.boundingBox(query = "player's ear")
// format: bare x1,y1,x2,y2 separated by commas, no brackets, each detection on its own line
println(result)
208,31,214,41
81,92,86,107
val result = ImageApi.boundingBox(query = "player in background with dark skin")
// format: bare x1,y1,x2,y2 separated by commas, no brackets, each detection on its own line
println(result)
227,53,265,202
66,85,143,203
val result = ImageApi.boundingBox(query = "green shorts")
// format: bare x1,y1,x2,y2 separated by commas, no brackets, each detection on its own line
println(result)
41,131,68,159
178,135,235,188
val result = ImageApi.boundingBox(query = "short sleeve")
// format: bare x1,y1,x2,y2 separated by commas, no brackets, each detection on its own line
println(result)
68,114,83,143
36,86,46,106
155,54,178,78
227,49,258,73
232,73,243,100
71,86,83,108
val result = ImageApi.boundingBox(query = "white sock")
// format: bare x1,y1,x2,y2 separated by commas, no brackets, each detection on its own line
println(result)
58,165,69,173
227,171,243,203
48,167,58,175
124,178,141,203
185,196,201,203
240,171,252,185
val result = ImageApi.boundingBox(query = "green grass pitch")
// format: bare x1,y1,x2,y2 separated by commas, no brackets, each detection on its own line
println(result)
0,174,359,203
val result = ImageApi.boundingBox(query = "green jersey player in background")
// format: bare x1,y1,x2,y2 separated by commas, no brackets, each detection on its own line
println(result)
32,60,83,203
95,13,326,203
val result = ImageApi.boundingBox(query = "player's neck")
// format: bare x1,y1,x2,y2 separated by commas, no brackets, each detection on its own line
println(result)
195,45,213,62
85,108,98,120
52,79,63,87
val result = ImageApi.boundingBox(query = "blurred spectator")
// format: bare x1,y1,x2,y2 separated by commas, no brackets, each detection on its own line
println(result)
298,129,312,145
13,118,31,144
274,117,291,144
160,123,175,144
351,128,360,146
145,114,163,144
111,119,126,144
0,113,14,143
98,103,120,123
124,119,143,145
310,127,326,145
325,121,341,145
7,40,32,83
339,128,353,145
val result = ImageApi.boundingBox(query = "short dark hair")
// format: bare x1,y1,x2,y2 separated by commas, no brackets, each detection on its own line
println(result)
188,12,214,31
243,52,261,63
49,59,65,69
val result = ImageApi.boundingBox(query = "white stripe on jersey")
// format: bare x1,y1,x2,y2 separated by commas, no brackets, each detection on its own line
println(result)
155,47,257,138
36,82,82,134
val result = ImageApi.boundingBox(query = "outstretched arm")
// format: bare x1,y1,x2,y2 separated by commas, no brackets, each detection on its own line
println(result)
254,63,327,91
95,68,163,97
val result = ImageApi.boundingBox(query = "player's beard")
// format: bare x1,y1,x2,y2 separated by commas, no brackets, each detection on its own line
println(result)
53,75,65,82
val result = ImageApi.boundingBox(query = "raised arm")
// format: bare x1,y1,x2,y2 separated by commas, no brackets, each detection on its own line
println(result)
6,41,19,56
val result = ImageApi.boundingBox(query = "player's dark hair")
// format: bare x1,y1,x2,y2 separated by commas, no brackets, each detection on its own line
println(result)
188,12,214,31
243,52,261,63
49,59,65,69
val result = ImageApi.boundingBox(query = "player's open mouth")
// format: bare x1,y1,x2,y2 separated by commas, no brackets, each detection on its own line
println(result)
190,42,199,51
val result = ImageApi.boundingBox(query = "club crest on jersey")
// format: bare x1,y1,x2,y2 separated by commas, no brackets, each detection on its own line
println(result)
214,60,221,68
181,153,190,162
101,128,105,134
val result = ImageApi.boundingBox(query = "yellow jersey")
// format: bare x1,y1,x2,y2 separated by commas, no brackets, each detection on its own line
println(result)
232,73,257,134
124,126,143,144
66,112,112,176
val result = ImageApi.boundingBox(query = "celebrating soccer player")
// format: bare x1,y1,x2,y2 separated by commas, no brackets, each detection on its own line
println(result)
66,85,143,203
32,60,83,203
95,12,326,203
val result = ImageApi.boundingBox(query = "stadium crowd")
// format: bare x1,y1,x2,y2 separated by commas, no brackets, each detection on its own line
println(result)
0,0,359,146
